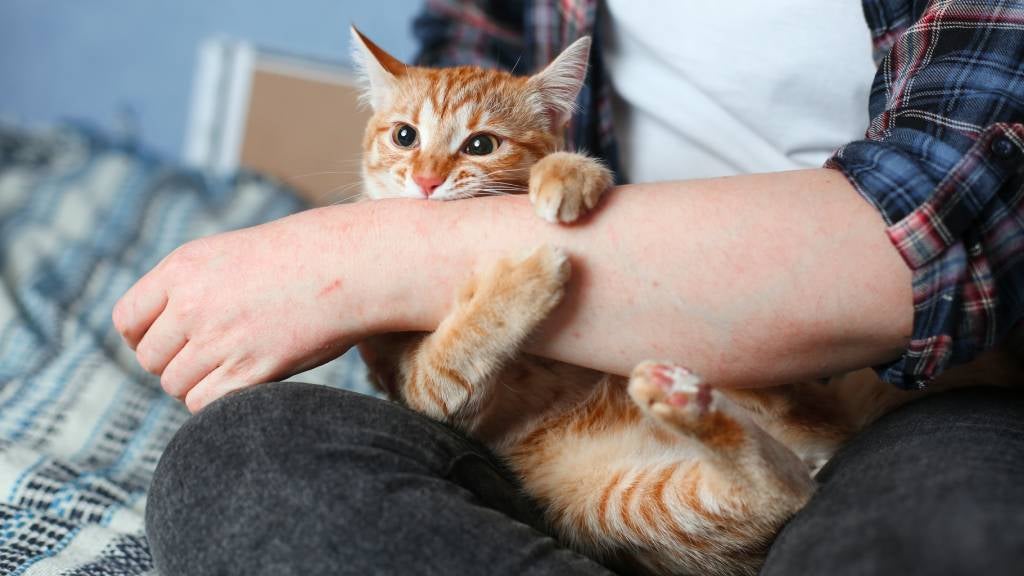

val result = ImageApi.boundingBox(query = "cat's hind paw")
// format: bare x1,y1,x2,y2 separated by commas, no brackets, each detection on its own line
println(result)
628,361,749,450
629,361,712,420
529,152,612,224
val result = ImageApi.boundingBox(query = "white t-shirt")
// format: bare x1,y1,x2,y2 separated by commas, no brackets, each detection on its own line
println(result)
601,1,877,182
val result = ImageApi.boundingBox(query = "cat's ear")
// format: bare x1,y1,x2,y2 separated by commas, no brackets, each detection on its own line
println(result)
527,36,591,130
350,25,406,109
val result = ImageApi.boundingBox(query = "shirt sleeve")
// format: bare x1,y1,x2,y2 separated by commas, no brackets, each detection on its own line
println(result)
411,0,526,70
826,0,1024,388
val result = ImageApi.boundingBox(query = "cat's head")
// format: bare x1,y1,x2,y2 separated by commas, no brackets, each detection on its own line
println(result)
351,26,591,200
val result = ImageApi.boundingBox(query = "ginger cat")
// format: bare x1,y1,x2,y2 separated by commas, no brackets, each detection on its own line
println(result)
349,27,966,575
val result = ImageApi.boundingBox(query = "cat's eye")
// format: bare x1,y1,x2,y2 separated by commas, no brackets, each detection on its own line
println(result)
462,133,499,156
392,124,418,148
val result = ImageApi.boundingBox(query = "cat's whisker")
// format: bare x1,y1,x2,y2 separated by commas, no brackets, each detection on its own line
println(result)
466,183,527,192
469,185,524,193
325,180,366,194
474,166,523,176
459,174,527,186
510,54,523,75
482,190,523,195
300,157,366,173
467,170,529,184
328,191,368,206
334,189,367,203
289,169,366,181
320,181,367,204
466,181,528,191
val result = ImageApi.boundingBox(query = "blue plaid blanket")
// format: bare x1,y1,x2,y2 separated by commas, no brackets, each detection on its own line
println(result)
0,125,372,574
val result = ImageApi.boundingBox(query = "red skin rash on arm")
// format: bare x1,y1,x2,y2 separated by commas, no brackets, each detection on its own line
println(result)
317,279,344,298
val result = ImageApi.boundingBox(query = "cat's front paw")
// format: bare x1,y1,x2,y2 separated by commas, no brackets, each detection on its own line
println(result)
474,244,571,325
529,152,613,224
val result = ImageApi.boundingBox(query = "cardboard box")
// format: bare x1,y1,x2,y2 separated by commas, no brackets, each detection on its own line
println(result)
185,39,370,205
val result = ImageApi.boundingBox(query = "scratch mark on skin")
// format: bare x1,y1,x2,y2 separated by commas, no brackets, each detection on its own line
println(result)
318,278,344,298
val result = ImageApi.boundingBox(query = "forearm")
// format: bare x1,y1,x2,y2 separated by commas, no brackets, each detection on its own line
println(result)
354,167,913,387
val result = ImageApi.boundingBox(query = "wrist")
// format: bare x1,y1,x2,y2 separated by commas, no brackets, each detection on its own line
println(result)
324,199,463,337
348,195,546,336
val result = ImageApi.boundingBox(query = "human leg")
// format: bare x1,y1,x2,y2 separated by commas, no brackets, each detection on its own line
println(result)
762,386,1024,576
145,382,614,576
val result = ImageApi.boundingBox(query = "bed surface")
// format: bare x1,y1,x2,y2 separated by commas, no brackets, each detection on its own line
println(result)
0,125,371,574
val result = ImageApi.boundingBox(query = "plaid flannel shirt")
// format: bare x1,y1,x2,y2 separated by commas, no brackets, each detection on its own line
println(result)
413,0,1024,389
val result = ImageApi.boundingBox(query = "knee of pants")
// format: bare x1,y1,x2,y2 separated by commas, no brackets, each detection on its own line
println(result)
145,383,486,574
147,383,464,508
763,386,1024,576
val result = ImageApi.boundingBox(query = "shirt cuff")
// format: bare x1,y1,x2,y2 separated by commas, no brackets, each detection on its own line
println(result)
826,123,1024,388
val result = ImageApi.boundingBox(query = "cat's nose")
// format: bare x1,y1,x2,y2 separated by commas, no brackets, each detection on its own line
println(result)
413,174,445,197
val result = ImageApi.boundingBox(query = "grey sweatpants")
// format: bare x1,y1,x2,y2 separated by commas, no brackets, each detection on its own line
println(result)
145,383,1024,575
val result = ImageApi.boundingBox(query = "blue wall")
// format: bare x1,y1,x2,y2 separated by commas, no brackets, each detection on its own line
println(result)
0,1,421,159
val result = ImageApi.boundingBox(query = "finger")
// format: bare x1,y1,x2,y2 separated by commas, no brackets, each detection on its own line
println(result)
112,277,169,350
184,364,251,414
160,341,220,400
185,354,282,413
134,311,188,376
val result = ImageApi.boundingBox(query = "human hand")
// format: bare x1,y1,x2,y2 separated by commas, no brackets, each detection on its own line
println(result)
112,205,387,412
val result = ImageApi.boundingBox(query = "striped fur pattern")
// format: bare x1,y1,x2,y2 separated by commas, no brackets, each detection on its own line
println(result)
352,27,610,221
351,28,933,575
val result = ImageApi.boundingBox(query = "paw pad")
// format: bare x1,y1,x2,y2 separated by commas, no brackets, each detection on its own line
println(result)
628,360,717,424
649,364,710,411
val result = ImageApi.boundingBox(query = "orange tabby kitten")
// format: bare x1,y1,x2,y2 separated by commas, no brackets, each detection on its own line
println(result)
350,27,921,575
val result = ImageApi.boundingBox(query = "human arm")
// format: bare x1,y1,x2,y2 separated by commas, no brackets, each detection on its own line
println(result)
824,0,1024,387
112,168,912,412
387,168,913,383
113,1,1024,412
418,0,1024,388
